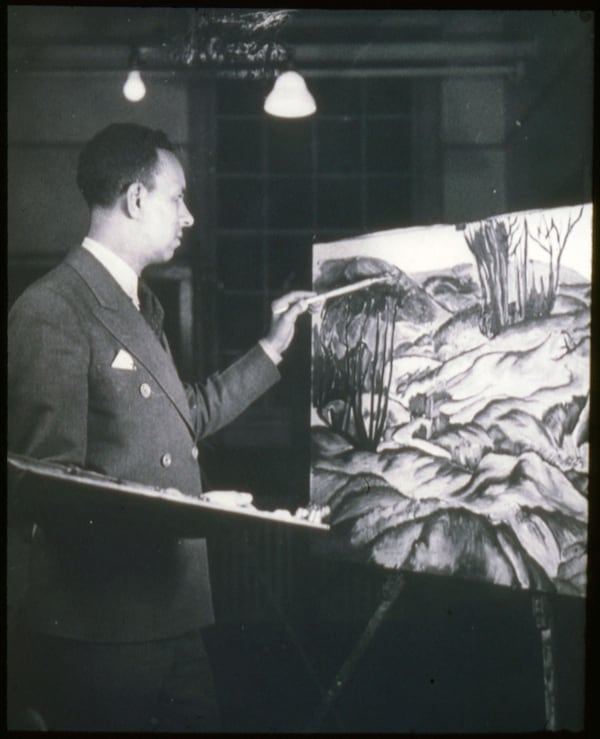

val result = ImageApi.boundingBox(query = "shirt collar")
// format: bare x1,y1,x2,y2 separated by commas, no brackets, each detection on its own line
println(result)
81,237,140,309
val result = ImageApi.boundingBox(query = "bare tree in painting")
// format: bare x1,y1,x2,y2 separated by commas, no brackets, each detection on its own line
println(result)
464,219,511,337
465,207,584,336
506,215,527,320
528,206,584,313
314,289,398,451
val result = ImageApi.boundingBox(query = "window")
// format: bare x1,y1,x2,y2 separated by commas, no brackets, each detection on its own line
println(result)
211,75,441,442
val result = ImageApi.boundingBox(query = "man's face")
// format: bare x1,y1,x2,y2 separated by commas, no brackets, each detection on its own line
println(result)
138,148,194,265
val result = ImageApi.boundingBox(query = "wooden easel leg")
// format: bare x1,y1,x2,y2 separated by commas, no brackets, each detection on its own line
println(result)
532,592,557,730
305,572,406,732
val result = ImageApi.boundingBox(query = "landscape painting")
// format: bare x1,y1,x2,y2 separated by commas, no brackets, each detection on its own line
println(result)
310,203,591,597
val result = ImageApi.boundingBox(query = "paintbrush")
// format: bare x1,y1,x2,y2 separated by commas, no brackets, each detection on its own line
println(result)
274,275,391,314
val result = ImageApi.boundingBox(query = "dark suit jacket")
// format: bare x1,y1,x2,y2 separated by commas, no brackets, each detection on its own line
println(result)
8,247,280,641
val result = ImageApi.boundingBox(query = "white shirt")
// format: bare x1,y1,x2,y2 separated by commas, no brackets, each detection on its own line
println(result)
81,237,282,364
82,237,141,309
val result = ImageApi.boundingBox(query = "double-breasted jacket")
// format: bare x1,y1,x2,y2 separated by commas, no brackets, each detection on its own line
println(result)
8,247,280,641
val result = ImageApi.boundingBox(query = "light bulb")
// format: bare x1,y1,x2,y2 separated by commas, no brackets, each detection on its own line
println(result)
123,70,146,102
264,71,316,118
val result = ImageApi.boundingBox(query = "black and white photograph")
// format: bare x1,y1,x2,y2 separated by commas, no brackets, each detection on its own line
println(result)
7,7,595,733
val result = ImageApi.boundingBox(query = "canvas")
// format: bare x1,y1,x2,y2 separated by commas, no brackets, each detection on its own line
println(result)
310,203,591,597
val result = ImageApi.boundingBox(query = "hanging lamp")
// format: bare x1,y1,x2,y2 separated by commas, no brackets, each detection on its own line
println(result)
123,49,146,102
264,70,316,118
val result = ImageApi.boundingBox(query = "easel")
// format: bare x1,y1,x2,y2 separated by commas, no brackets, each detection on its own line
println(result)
305,570,406,732
302,575,559,732
532,592,557,731
235,533,562,733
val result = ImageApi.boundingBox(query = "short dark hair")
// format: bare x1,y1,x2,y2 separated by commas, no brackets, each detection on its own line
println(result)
76,123,175,208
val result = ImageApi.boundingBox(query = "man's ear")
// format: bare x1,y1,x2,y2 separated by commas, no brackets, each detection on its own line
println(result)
125,182,145,219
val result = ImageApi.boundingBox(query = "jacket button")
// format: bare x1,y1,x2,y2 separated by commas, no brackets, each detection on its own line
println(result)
140,382,152,399
191,446,199,460
161,453,172,468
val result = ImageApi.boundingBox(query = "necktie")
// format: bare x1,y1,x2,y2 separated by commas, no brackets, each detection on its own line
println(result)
137,279,165,343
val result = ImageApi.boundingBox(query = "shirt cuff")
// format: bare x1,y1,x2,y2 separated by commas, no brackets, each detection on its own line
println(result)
258,338,283,366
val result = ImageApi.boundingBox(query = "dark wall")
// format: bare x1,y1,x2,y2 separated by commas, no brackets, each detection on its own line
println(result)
504,10,594,211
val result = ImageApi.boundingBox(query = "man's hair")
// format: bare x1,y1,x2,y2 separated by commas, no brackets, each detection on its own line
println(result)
76,123,175,208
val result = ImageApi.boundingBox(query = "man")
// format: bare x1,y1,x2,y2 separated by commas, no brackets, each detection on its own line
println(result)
7,123,315,731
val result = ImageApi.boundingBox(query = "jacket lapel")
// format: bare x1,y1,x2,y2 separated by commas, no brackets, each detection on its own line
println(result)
65,247,196,437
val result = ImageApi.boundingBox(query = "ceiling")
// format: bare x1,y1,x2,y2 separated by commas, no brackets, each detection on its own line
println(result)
7,8,552,74
7,8,522,45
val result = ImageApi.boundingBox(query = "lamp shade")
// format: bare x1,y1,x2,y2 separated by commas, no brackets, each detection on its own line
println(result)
264,71,316,118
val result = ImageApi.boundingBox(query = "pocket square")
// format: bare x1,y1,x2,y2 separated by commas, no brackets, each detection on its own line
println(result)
111,349,136,370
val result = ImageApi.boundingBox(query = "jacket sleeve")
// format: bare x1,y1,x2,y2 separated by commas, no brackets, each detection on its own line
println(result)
8,287,91,467
184,343,281,440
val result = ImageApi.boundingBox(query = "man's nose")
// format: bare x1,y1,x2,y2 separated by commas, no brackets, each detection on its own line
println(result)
181,202,194,228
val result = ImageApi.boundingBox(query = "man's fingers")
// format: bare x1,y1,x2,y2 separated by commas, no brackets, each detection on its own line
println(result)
272,290,316,316
276,300,308,320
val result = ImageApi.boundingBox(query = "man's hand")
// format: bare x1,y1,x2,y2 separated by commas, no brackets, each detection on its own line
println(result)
263,290,319,357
